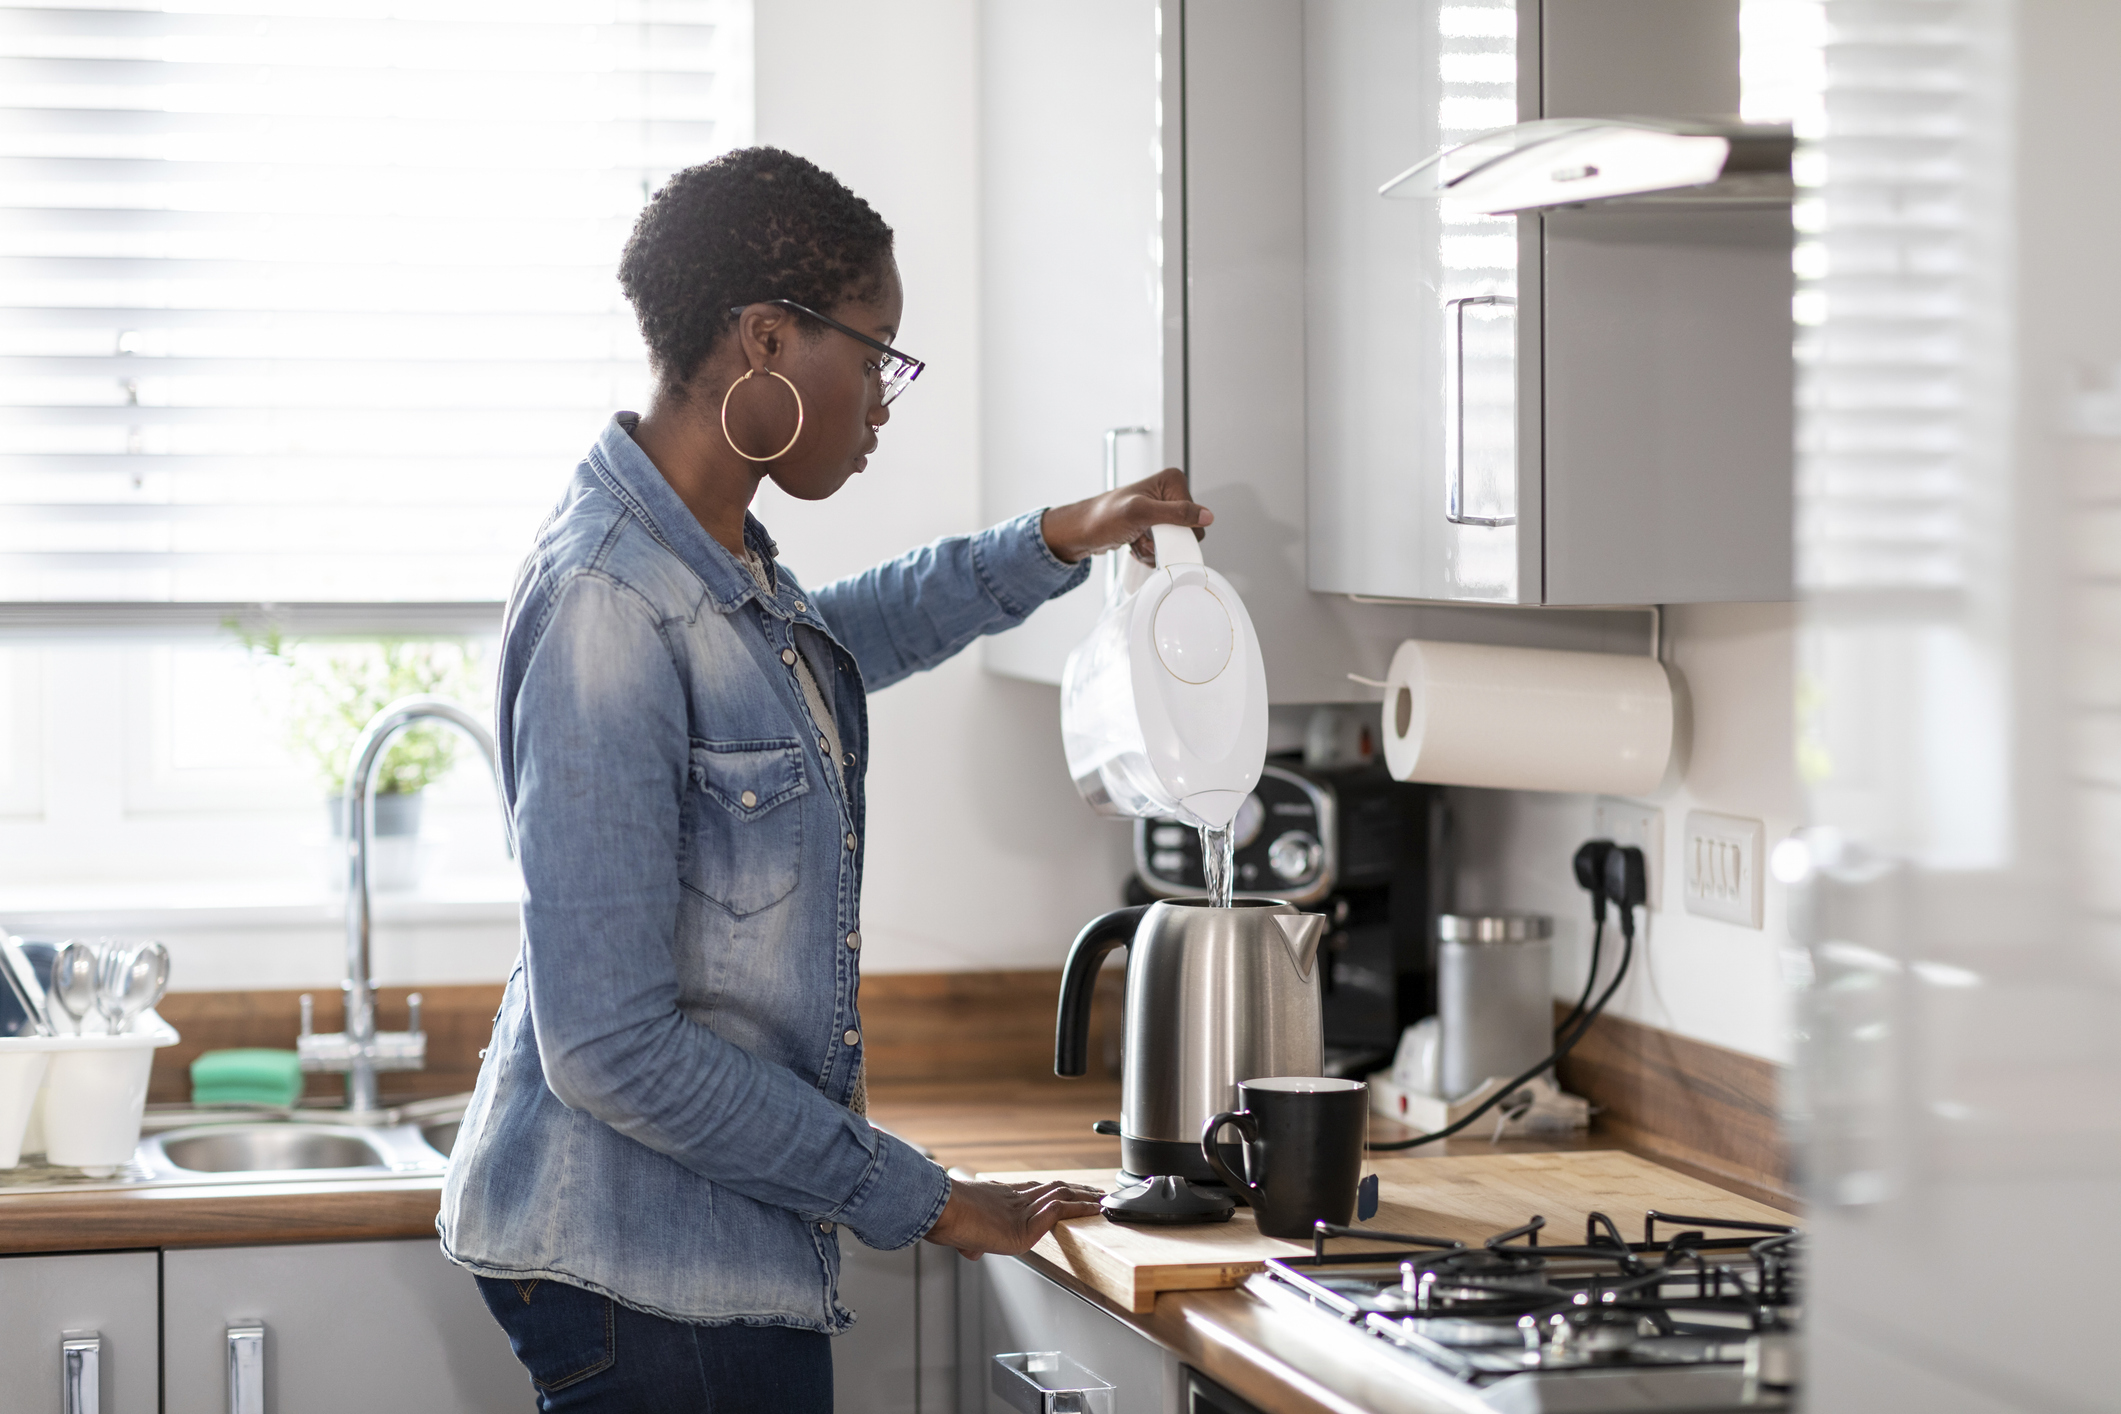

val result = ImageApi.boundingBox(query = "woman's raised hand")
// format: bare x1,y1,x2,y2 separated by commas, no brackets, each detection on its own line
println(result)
922,1177,1106,1261
1040,467,1212,567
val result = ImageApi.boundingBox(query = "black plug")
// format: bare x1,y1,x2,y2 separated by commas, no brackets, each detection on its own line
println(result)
1604,845,1647,937
1573,839,1615,923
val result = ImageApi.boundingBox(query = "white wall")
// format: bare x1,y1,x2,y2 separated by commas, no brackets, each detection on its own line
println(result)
754,0,1136,974
1450,602,1800,1063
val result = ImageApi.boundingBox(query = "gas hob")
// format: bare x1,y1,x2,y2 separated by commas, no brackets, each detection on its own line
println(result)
1243,1211,1800,1413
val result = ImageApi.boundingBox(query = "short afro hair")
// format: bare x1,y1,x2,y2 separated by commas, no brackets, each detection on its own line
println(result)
619,147,894,393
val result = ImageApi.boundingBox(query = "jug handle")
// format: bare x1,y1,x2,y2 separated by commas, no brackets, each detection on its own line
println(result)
1150,523,1204,569
1054,905,1147,1077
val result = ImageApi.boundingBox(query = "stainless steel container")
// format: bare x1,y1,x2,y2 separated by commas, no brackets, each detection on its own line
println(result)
1438,912,1554,1100
1056,898,1325,1182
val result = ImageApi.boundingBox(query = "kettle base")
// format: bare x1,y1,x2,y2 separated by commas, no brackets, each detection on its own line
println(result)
1100,1173,1237,1225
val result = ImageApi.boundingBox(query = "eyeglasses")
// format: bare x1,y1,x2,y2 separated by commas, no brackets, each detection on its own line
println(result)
729,299,925,405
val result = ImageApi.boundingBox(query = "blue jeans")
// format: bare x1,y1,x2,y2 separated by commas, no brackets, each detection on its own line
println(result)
475,1276,832,1412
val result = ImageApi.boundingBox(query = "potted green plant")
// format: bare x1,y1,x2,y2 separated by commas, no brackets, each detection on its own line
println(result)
236,629,487,885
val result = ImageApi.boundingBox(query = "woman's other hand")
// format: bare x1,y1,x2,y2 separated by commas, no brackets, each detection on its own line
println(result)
1040,468,1212,566
922,1178,1105,1260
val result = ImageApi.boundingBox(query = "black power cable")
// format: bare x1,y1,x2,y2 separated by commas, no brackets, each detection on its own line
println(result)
1555,840,1613,1040
1555,916,1603,1041
1367,843,1643,1152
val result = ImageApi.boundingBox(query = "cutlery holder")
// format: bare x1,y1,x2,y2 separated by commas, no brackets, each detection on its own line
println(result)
0,1015,179,1173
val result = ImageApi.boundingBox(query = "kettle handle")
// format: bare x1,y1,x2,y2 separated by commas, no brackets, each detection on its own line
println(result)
1054,905,1147,1078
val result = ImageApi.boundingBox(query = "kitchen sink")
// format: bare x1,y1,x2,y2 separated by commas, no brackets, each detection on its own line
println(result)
155,1124,393,1174
0,1097,469,1193
127,1116,455,1185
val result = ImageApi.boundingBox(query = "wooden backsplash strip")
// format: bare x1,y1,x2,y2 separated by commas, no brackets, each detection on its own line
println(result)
150,968,1115,1104
1553,1003,1795,1207
852,968,1122,1084
152,985,504,1106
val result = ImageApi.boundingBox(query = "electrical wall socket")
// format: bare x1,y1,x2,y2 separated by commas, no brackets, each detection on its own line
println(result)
1592,797,1664,911
1682,811,1765,928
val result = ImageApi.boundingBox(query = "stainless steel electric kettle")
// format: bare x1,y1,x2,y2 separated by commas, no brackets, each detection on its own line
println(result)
1055,898,1326,1222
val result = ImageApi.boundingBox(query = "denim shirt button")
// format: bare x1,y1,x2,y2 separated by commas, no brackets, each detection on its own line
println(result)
818,1221,835,1234
781,648,797,666
843,1028,860,1046
795,601,807,612
844,831,856,850
847,930,861,949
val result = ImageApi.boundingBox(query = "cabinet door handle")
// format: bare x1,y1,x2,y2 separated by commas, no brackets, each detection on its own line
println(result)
1102,426,1152,601
60,1330,100,1414
227,1323,265,1414
1444,294,1517,527
992,1351,1116,1414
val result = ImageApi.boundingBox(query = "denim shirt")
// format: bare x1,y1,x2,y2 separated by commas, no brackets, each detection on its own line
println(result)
438,414,1089,1330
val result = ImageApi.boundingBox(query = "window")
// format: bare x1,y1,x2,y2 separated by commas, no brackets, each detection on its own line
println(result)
0,1,754,932
0,0,752,605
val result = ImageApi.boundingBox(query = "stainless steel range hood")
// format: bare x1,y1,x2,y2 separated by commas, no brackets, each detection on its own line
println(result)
1379,118,1795,214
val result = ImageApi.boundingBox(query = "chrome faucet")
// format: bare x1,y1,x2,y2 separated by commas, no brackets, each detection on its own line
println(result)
298,695,513,1117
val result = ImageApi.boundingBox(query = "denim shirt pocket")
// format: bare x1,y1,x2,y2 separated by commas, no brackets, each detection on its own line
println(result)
682,737,808,916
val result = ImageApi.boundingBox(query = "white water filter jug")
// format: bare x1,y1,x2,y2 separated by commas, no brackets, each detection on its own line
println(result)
1060,524,1269,830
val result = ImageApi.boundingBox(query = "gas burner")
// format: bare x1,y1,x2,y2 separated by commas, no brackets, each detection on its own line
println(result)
1244,1209,1802,1412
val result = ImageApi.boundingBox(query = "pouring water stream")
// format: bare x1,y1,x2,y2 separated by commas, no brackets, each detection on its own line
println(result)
1200,824,1236,908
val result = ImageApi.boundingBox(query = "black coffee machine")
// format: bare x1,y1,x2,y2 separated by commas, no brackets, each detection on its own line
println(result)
1127,757,1448,1078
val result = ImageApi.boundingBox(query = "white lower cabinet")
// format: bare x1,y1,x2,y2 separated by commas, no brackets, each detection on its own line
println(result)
962,1255,1180,1414
4,1238,1189,1414
835,1240,955,1414
0,1250,159,1414
161,1238,525,1414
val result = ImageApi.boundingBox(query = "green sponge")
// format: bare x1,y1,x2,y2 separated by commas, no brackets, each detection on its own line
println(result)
190,1049,304,1109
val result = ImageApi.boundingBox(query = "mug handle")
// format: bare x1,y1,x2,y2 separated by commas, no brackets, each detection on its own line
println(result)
1201,1111,1263,1195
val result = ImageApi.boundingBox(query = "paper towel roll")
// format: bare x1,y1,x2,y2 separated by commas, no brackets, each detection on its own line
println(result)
1379,639,1672,794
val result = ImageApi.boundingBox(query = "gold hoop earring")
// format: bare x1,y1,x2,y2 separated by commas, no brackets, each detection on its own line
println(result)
719,369,805,462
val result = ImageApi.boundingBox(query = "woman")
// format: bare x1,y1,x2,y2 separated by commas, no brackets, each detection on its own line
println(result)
439,148,1211,1410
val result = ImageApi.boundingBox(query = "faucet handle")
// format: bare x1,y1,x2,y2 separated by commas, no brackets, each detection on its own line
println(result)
299,993,313,1038
406,991,423,1037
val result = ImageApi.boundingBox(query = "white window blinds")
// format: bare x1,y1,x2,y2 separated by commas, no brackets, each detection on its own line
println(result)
0,0,752,606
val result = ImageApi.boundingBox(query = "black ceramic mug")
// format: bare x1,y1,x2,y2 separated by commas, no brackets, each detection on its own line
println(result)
1199,1077,1368,1240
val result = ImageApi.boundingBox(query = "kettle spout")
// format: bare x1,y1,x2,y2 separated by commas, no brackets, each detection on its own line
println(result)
1272,912,1327,981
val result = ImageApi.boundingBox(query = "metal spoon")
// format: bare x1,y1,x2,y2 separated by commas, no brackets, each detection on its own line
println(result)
48,940,99,1036
126,942,170,1028
98,941,169,1036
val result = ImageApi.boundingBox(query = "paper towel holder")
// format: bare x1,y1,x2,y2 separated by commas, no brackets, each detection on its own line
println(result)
1359,635,1675,797
1343,602,1663,666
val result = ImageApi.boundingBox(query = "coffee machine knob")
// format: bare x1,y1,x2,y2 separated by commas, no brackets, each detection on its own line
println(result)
1268,830,1322,882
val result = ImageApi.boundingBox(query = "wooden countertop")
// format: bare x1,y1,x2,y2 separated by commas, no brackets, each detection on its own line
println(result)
0,1175,445,1255
877,1078,1794,1414
0,1075,1759,1261
0,1079,1793,1414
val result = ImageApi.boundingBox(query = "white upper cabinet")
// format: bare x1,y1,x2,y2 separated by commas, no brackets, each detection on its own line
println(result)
982,0,1782,699
1302,0,1794,606
977,0,1169,686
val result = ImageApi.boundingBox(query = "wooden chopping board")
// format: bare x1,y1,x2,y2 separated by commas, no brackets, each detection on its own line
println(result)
979,1151,1797,1315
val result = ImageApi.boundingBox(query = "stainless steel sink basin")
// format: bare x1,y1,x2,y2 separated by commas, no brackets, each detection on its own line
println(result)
0,1097,472,1194
420,1119,461,1157
128,1118,453,1184
156,1124,391,1173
